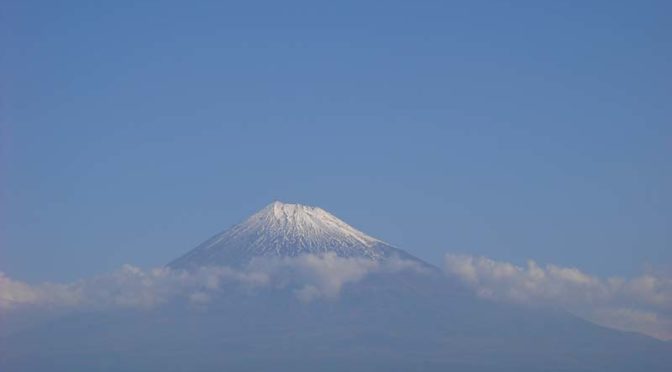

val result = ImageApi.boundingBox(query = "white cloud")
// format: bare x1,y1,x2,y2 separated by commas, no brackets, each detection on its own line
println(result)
5,253,669,340
0,265,269,311
249,252,377,301
0,272,78,310
0,254,423,311
250,252,428,302
444,254,672,340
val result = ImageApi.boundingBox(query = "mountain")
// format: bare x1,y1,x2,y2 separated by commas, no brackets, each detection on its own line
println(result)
1,202,671,372
169,201,424,269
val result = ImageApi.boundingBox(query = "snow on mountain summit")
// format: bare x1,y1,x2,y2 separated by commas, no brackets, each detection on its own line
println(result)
169,201,421,269
243,201,382,247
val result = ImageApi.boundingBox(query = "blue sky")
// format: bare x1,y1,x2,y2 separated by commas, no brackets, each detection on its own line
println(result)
1,0,670,282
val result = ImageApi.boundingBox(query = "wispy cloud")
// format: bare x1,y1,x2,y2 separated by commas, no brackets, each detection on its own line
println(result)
0,265,268,311
0,254,424,311
7,253,667,340
251,252,427,302
444,254,672,340
249,252,378,302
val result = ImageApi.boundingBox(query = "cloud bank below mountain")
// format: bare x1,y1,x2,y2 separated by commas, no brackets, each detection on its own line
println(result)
2,252,669,341
444,254,672,340
0,253,426,312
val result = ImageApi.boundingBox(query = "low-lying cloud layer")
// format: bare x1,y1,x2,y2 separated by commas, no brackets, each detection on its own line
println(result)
444,254,672,340
0,253,425,312
0,265,266,311
3,253,669,341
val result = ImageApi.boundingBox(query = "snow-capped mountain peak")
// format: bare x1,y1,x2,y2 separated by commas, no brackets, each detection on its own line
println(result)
243,201,382,248
169,201,419,269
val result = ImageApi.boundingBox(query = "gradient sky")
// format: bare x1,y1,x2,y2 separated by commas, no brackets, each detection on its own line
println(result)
1,0,670,283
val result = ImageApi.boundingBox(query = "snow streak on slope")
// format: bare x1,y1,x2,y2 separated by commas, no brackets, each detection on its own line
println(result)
169,201,421,269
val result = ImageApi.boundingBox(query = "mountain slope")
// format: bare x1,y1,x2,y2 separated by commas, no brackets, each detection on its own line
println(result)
2,271,671,372
169,201,423,269
2,202,670,372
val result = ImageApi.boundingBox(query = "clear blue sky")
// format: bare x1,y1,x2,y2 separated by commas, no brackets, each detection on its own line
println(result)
1,1,670,282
